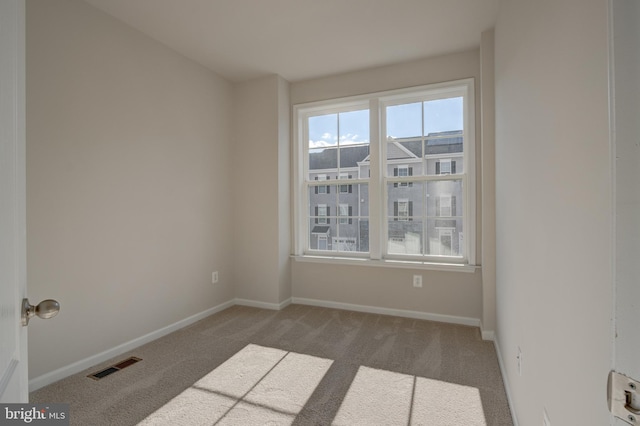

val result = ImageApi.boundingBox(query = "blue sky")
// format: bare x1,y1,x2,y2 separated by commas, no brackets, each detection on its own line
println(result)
309,97,463,149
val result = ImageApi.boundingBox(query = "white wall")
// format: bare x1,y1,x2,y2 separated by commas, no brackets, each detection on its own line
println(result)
290,50,486,324
26,0,235,379
495,0,612,424
232,75,291,306
613,0,640,402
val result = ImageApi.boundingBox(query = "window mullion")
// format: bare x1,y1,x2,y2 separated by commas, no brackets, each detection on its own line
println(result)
369,98,382,260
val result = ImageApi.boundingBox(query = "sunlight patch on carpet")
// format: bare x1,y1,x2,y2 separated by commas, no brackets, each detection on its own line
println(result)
137,344,332,425
332,366,487,426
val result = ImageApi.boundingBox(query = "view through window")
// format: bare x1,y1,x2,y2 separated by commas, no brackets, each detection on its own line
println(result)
295,79,475,265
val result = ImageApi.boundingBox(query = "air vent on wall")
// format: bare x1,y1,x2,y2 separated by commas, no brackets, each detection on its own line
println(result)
88,357,142,380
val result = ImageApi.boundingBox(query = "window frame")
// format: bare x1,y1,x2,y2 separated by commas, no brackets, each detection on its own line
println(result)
293,78,476,267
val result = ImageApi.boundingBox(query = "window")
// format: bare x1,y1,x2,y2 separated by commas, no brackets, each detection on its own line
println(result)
339,203,350,224
294,79,475,265
316,204,328,225
437,159,452,175
395,199,410,221
393,165,412,188
315,174,328,194
439,195,452,217
339,173,354,193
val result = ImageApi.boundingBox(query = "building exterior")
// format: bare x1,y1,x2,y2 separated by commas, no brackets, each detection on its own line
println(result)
308,130,464,257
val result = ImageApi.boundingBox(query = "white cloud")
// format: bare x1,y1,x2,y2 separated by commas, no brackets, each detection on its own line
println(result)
309,133,369,149
321,132,334,140
309,140,335,149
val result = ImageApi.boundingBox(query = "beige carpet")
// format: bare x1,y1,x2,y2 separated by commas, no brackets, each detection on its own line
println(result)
30,304,513,425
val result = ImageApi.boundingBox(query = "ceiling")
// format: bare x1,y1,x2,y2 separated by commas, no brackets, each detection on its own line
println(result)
82,0,499,83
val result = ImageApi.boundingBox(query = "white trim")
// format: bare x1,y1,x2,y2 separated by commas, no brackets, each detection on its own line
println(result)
292,297,480,327
234,297,292,311
28,295,492,400
28,299,236,392
480,329,495,341
292,254,478,273
425,152,464,160
294,79,475,267
0,358,19,398
493,335,520,426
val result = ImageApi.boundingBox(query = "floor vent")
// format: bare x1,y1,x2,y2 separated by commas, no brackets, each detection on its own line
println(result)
88,357,142,380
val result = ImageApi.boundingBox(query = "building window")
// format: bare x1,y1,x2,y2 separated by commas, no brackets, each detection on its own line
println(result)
294,79,475,265
439,195,452,217
437,159,453,175
316,204,328,225
393,165,412,188
315,174,328,194
339,173,353,193
395,199,411,221
339,204,351,225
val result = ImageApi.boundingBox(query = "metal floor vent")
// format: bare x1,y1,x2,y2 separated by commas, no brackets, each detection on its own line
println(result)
88,357,142,380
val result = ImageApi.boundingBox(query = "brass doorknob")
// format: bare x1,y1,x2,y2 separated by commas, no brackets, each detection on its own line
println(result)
21,298,60,326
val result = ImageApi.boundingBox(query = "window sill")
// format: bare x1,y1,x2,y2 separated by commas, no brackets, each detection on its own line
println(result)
291,255,479,273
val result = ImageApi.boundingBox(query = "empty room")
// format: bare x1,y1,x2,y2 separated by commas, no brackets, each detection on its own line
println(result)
2,0,638,425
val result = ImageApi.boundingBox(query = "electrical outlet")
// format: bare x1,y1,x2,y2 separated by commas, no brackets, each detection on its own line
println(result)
517,347,522,376
543,408,551,426
212,271,219,284
413,275,422,288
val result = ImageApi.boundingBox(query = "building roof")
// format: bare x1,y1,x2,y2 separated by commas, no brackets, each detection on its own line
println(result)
311,225,331,234
309,144,370,170
309,131,462,170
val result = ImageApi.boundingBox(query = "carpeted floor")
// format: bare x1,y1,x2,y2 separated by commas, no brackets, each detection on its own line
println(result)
30,304,513,425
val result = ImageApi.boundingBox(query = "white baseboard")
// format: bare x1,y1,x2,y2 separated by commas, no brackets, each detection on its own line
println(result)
29,296,482,394
481,329,495,341
234,297,292,311
492,335,519,426
29,299,236,392
291,297,481,328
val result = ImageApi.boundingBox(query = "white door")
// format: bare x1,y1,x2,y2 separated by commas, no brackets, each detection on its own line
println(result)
611,0,640,423
0,0,28,403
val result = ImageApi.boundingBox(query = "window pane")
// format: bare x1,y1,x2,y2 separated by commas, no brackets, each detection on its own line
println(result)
308,183,368,253
342,183,368,216
426,218,464,257
309,113,337,150
309,219,331,251
309,185,337,220
308,149,337,180
386,141,422,170
387,220,423,255
338,109,369,173
386,102,422,139
423,97,463,135
426,180,463,219
337,184,367,253
387,181,423,220
339,110,369,145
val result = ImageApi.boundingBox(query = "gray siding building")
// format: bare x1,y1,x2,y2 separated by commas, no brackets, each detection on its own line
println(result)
308,131,464,257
